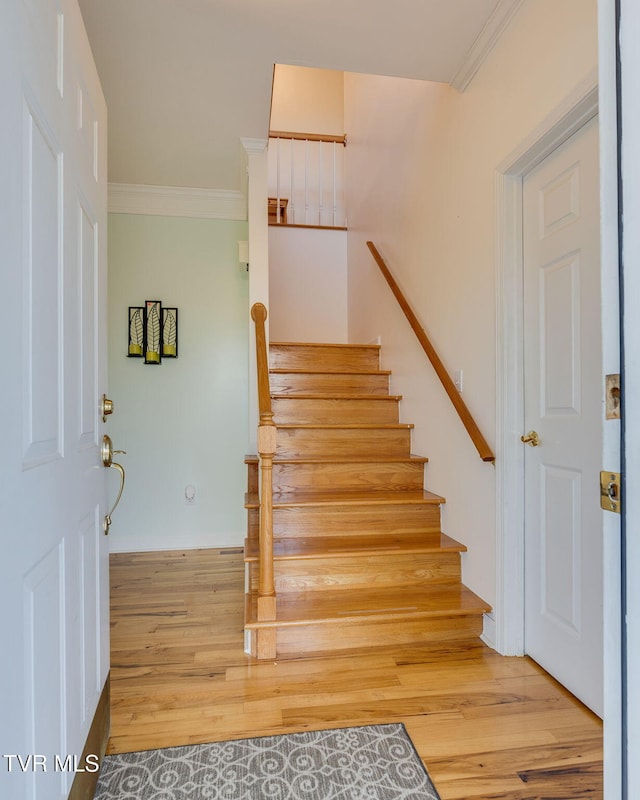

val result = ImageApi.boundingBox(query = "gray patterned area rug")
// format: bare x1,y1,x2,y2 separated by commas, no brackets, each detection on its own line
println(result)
94,723,441,799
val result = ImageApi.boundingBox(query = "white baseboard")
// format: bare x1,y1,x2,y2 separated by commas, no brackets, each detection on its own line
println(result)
108,532,245,554
481,611,497,651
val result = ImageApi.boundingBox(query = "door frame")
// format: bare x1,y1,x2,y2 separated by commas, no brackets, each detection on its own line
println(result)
495,66,622,786
494,71,599,655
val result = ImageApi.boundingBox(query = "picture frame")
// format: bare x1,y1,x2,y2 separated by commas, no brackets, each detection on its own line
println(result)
128,306,145,357
162,307,178,358
144,300,162,364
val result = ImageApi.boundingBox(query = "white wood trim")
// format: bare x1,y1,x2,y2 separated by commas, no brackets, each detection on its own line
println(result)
481,612,497,651
241,137,268,156
620,1,640,794
108,183,247,220
495,74,599,657
450,0,526,92
494,170,525,656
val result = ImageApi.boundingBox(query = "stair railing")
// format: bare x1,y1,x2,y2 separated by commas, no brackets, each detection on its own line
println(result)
250,303,277,650
367,241,495,463
268,130,347,228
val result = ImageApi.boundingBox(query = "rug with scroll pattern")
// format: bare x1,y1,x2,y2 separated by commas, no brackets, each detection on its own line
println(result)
94,722,441,799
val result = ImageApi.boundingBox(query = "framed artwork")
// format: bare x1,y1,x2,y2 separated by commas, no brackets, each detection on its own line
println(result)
128,306,145,357
144,300,162,364
162,307,178,358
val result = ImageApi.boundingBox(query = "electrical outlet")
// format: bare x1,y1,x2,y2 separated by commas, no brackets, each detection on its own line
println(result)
185,484,196,505
453,370,463,393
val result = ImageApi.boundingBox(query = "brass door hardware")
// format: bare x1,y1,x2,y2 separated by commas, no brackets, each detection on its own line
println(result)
521,430,540,447
101,394,114,422
605,374,621,420
600,471,621,514
102,434,126,534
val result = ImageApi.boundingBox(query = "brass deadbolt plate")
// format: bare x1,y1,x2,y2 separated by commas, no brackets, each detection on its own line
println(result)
600,471,621,514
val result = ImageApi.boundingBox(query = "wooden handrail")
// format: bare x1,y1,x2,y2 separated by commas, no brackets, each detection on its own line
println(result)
366,242,495,463
269,130,347,146
250,303,277,657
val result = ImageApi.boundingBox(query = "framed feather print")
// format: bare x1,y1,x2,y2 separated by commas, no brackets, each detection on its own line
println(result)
144,300,162,364
128,306,145,356
162,307,178,357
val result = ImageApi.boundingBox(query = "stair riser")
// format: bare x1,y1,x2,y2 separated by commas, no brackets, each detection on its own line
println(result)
270,345,380,373
270,372,390,396
272,461,425,494
260,503,442,538
247,553,461,594
277,428,412,459
272,397,399,425
271,615,484,656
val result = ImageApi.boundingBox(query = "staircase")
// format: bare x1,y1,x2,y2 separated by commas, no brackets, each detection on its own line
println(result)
243,341,490,659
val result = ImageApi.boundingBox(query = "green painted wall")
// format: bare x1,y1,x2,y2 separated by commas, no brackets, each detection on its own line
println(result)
107,213,249,552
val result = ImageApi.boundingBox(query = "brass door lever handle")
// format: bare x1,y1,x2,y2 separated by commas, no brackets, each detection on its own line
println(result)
102,434,126,535
521,430,540,447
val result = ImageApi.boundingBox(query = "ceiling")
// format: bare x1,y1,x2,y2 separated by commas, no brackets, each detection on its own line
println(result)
78,0,506,192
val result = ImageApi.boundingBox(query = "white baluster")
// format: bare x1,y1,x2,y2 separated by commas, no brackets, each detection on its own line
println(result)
305,139,309,225
276,137,281,223
290,138,295,225
319,141,323,225
333,142,337,228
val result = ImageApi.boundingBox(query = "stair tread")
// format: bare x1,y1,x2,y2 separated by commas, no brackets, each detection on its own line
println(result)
270,342,381,350
244,532,466,561
245,489,446,508
270,368,392,376
245,454,428,465
271,393,402,400
246,584,491,628
277,423,413,430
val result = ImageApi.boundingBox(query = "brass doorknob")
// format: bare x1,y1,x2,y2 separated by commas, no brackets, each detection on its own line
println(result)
521,430,540,447
101,394,114,423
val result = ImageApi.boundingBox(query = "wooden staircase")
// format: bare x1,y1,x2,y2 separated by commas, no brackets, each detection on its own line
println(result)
244,342,490,658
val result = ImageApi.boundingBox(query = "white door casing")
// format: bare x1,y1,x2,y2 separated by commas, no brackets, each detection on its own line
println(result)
0,1,108,798
522,117,603,717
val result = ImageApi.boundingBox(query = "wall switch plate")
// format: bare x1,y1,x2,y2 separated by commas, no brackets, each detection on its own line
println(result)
185,484,196,505
453,370,463,393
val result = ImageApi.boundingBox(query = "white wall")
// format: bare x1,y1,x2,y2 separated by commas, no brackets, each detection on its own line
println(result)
269,226,348,343
271,65,344,134
344,0,598,608
107,213,249,552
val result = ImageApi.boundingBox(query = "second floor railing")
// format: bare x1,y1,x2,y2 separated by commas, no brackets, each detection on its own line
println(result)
268,131,347,229
367,242,495,463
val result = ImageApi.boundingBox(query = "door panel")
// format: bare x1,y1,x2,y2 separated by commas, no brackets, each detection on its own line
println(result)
523,117,603,717
22,103,64,468
0,1,108,797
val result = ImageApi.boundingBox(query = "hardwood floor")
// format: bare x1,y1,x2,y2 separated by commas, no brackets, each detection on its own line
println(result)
108,548,603,799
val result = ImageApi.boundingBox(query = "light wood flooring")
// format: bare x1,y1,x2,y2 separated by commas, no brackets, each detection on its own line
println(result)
108,548,603,799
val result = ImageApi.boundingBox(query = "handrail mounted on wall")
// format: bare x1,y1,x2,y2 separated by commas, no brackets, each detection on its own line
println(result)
366,242,495,463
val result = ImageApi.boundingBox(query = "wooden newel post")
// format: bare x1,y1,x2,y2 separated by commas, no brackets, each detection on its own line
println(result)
251,303,277,635
257,423,276,622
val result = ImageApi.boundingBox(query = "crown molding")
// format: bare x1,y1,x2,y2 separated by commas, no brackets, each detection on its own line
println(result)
450,0,526,92
241,137,268,156
108,183,247,220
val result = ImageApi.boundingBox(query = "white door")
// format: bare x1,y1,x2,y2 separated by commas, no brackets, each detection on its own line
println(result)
522,117,603,717
0,1,109,798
